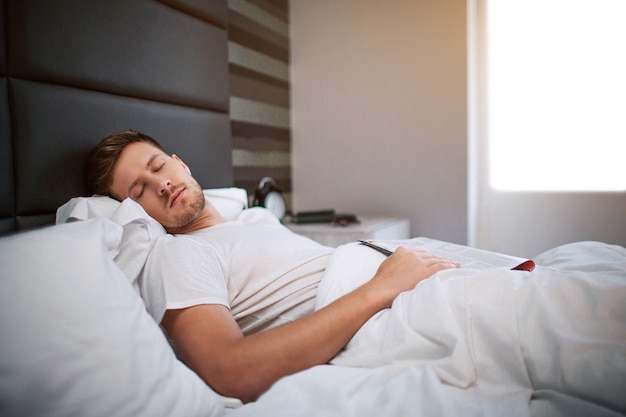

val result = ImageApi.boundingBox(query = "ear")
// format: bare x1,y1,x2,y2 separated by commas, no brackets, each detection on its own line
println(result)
172,154,192,175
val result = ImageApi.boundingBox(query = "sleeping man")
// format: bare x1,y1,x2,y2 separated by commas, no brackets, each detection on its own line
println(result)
85,130,460,403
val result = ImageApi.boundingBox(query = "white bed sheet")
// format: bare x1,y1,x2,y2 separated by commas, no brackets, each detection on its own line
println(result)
228,241,626,417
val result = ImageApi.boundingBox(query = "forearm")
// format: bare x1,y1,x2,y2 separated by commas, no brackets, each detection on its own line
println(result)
221,281,387,400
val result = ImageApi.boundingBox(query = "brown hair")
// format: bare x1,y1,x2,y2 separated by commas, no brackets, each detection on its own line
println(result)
85,130,166,198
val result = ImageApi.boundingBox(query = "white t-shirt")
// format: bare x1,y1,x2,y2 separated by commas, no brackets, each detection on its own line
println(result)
145,208,333,334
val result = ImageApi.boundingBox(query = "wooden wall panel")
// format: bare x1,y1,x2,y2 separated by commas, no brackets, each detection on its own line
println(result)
227,0,291,205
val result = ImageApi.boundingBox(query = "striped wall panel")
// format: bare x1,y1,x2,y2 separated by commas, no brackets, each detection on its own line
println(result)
227,0,291,206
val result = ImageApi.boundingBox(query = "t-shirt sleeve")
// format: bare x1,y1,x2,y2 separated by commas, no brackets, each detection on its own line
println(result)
143,234,230,321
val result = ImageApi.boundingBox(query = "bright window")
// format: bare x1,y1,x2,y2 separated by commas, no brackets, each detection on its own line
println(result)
487,0,626,191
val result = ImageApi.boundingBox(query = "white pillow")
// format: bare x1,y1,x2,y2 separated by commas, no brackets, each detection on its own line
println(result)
202,187,249,221
110,199,167,292
0,219,228,417
56,187,248,224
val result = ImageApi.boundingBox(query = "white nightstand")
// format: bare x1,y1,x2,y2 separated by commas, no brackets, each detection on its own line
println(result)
285,216,410,247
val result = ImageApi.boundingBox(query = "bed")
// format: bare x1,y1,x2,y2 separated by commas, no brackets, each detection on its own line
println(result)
1,193,625,417
1,1,625,417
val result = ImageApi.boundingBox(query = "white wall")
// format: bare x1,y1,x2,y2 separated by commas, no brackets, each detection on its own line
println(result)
290,0,468,244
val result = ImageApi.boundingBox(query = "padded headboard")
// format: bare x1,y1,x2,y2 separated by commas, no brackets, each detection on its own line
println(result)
0,0,233,235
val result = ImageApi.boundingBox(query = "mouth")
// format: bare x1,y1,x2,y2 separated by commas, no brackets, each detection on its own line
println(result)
170,188,185,208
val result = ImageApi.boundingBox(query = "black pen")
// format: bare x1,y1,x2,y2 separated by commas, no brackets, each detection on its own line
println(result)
358,240,393,257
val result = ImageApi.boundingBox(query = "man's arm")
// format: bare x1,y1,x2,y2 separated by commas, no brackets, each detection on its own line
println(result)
161,247,458,403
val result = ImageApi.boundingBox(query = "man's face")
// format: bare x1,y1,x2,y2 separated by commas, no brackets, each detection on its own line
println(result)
109,141,205,231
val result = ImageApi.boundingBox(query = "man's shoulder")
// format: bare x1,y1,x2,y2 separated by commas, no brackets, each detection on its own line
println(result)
153,231,216,252
147,231,222,272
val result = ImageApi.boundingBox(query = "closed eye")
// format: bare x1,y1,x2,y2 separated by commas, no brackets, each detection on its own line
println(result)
154,161,166,172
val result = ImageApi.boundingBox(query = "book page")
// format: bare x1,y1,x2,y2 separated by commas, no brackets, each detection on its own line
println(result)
375,237,534,271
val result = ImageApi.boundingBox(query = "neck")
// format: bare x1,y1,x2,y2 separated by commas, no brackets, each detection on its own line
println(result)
167,204,226,234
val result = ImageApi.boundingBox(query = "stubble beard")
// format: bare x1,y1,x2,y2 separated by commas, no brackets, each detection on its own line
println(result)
168,181,205,231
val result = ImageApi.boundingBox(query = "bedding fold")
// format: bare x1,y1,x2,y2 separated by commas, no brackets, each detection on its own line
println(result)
293,241,626,417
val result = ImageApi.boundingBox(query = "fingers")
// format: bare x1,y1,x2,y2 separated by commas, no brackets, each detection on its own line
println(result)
427,259,461,273
393,246,461,269
369,246,460,306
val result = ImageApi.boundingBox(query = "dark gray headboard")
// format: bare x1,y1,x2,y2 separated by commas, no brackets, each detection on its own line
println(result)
0,0,233,235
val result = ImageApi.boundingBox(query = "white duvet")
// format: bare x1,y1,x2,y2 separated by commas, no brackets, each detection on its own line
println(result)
229,241,626,417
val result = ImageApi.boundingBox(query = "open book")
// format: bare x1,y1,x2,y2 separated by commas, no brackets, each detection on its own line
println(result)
360,237,535,271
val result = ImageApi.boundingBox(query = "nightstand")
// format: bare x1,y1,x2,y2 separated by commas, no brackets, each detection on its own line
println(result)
285,216,410,247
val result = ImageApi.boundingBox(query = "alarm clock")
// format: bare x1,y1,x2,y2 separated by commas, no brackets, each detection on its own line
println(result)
252,177,287,220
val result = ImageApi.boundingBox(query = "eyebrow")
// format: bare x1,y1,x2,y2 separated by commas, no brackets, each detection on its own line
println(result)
126,153,163,198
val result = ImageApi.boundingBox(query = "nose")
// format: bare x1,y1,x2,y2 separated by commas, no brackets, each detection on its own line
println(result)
157,178,173,196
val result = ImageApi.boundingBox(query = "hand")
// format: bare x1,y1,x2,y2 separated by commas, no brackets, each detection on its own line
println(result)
367,246,460,308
